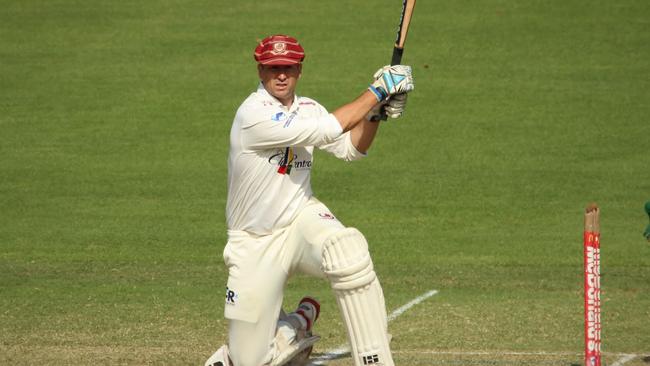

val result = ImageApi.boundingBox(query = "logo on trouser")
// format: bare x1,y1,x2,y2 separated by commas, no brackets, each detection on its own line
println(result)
225,286,237,305
362,354,380,365
318,212,336,220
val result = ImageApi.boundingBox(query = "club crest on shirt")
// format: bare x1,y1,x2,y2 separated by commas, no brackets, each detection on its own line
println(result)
272,112,287,122
271,111,297,128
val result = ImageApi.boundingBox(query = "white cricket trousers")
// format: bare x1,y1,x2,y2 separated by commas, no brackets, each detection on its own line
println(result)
223,197,345,366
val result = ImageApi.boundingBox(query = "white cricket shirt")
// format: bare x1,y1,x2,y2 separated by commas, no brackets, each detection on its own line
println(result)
226,84,365,235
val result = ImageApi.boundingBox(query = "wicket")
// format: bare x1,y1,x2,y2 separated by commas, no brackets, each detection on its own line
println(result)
583,204,601,366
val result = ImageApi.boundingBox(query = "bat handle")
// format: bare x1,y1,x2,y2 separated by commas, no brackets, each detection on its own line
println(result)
391,46,404,66
378,47,405,121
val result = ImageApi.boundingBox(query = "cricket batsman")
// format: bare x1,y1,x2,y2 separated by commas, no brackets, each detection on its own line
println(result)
204,34,414,366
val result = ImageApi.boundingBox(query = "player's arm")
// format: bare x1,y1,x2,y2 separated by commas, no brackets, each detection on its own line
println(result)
318,92,409,160
348,93,409,153
240,109,343,150
348,116,380,154
332,91,379,133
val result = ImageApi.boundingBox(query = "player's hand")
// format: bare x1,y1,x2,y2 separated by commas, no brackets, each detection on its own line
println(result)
384,93,408,118
368,65,414,101
367,93,408,121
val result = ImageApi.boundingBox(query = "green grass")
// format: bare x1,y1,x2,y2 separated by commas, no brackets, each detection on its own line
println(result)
1,0,649,365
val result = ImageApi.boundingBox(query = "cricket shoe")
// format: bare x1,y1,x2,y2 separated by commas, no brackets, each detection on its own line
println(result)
275,332,320,366
204,345,231,366
272,297,321,366
289,296,320,332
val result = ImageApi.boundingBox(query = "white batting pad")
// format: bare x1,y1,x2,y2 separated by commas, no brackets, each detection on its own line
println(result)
322,228,393,366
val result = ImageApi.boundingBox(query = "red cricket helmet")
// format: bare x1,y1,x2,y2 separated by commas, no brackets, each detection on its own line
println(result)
254,35,305,65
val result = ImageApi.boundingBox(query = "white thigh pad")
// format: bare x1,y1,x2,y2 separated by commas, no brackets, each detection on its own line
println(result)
322,228,393,366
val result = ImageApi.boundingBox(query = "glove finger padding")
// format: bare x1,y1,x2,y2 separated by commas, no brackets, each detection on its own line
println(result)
368,65,414,101
384,93,408,118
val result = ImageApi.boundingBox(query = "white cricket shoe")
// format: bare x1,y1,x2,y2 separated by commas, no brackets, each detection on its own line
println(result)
204,345,231,366
272,297,321,366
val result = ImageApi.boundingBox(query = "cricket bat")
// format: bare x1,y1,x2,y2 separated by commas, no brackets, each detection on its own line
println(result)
381,0,416,120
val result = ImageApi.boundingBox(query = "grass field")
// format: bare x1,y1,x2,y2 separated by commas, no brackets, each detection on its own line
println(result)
1,0,649,365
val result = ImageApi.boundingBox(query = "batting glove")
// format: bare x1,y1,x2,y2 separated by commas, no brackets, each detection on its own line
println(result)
384,93,408,118
367,93,409,122
368,65,414,101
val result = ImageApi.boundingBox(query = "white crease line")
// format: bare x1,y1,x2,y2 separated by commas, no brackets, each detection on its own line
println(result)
387,289,439,321
396,350,644,364
310,289,439,365
611,354,637,366
394,350,581,356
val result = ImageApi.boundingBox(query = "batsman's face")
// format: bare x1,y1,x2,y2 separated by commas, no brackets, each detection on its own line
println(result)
258,64,301,107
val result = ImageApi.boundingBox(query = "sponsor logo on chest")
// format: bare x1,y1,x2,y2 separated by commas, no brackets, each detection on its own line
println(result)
268,148,312,175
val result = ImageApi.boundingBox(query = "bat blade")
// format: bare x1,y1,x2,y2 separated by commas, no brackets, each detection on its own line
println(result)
379,0,417,121
391,0,417,65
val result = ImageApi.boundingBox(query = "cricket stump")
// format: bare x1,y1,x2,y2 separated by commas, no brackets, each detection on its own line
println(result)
584,203,601,366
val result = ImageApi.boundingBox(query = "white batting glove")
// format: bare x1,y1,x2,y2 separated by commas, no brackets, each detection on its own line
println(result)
368,65,414,101
367,93,409,122
367,94,408,121
384,93,408,118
